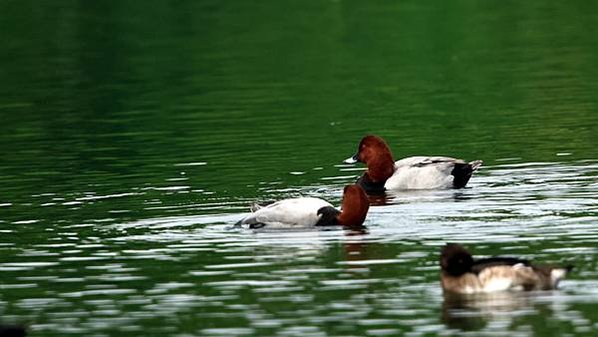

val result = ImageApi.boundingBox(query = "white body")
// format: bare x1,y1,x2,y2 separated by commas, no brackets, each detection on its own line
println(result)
477,264,529,293
458,264,569,294
384,156,462,190
237,197,333,228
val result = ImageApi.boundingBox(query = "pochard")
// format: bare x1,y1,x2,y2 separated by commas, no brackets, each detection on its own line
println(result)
0,324,26,337
344,135,483,193
440,243,572,294
235,184,369,229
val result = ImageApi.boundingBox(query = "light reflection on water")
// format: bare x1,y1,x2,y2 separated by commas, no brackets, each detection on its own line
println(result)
1,161,596,336
1,1,597,335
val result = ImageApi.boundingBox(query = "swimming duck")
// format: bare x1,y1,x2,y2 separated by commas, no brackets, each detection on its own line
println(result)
0,324,26,337
440,243,572,294
344,135,483,193
235,184,369,229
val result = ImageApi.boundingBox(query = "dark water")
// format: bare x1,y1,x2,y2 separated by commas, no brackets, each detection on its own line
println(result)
1,1,597,336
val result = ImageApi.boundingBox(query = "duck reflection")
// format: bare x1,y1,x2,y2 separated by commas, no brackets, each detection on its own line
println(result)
442,291,531,331
339,227,398,274
366,193,392,206
343,227,369,263
382,189,474,205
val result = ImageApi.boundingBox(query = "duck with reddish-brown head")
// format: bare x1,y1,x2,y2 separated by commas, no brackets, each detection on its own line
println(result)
235,184,369,230
344,135,483,194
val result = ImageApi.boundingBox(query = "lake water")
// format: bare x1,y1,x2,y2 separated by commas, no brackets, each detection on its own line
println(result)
1,1,597,336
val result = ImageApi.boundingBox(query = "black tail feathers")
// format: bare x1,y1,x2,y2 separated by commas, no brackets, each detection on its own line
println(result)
451,160,482,188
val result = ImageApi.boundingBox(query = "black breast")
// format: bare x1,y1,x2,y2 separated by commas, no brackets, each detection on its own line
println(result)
315,206,341,227
356,175,386,195
0,325,26,337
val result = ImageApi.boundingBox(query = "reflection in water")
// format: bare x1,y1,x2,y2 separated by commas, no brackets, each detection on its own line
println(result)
0,0,597,335
0,161,593,336
366,193,393,206
342,229,370,271
362,188,474,206
442,292,531,331
441,290,581,336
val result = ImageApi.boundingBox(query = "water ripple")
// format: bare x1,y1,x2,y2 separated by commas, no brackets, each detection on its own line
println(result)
1,161,597,337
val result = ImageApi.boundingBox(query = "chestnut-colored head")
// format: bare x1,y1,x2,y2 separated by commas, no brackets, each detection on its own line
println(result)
356,135,393,163
441,243,474,276
337,184,370,228
346,135,395,183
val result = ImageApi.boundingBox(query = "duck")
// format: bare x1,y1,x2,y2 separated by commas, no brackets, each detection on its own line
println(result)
440,243,572,294
234,184,369,229
344,135,483,193
0,324,26,337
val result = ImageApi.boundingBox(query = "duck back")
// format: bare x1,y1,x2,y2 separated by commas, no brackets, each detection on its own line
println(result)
236,197,333,228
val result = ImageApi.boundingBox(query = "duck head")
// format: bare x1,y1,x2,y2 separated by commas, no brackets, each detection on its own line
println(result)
337,184,370,228
344,135,396,183
441,243,474,277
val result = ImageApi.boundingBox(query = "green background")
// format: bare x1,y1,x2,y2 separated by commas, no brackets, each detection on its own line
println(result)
0,1,596,336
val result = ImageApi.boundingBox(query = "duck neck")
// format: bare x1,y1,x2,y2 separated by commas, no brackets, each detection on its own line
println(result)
337,196,369,228
365,154,395,183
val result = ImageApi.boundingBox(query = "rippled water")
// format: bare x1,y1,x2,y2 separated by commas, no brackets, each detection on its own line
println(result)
1,161,597,336
1,1,598,336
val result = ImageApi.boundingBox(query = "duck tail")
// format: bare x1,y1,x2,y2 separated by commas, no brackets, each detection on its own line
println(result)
451,160,483,188
469,160,483,171
250,200,277,212
549,265,573,288
249,202,263,212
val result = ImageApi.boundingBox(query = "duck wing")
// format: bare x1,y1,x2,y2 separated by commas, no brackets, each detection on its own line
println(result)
472,257,531,274
386,156,482,189
473,257,536,292
394,156,466,168
386,157,459,189
476,264,541,292
474,258,571,291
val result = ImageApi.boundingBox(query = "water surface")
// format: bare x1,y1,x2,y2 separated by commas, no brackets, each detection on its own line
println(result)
0,1,597,336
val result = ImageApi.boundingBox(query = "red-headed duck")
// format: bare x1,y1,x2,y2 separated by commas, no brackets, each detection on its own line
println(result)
440,243,572,294
235,184,369,229
344,135,483,193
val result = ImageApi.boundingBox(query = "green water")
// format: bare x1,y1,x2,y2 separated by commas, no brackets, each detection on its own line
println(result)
1,1,597,336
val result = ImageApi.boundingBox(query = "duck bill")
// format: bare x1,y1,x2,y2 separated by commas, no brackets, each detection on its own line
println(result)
343,153,359,164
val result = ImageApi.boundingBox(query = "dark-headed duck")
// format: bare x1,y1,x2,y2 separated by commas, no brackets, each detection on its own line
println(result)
440,243,572,294
344,135,482,193
235,184,369,229
0,324,26,337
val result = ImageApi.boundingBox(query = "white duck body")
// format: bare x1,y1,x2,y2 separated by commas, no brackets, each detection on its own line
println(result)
236,197,333,228
385,156,469,190
450,264,570,294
